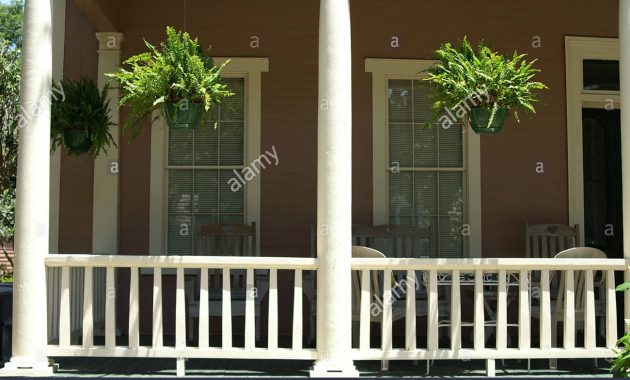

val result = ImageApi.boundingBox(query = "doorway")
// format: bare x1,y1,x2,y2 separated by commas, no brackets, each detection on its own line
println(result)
582,108,623,258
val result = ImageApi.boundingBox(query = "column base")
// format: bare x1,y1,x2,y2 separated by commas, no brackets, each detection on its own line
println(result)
310,359,360,378
1,357,57,376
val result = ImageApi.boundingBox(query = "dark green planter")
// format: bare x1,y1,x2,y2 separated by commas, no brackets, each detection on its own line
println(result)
468,107,508,134
164,102,203,129
62,129,92,155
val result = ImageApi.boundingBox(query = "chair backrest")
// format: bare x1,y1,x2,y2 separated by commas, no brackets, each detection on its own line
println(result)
197,222,257,257
526,223,580,258
353,224,432,258
310,224,432,258
196,222,257,294
553,247,607,315
351,246,387,320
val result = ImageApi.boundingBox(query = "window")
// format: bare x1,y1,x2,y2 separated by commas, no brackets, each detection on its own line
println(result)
387,79,465,257
583,59,619,91
366,59,481,258
166,78,245,255
149,58,268,257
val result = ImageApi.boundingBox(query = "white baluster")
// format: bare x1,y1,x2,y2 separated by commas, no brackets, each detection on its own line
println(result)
268,269,278,350
405,270,416,351
292,270,303,350
518,270,530,349
176,268,186,349
82,267,93,348
129,267,139,350
152,268,163,348
59,266,70,348
606,270,618,348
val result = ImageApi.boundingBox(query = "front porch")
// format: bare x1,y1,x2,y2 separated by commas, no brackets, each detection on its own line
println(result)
6,0,630,377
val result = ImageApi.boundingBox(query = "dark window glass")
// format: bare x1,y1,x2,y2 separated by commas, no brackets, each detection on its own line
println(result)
583,60,619,91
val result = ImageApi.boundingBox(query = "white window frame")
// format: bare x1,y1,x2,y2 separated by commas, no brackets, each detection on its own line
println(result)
366,58,481,258
149,57,269,257
565,37,619,246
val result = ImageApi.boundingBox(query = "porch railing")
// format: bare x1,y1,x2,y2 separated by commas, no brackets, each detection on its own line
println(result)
45,255,628,375
350,258,627,362
45,255,317,362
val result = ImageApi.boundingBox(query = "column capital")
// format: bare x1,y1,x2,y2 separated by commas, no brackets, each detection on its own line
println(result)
95,32,124,52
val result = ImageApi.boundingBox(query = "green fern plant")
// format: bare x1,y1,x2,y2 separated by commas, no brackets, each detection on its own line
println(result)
51,76,116,157
108,27,233,135
612,277,630,377
423,37,547,129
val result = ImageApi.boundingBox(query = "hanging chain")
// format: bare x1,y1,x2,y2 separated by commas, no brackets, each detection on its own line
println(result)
79,3,87,76
183,0,187,32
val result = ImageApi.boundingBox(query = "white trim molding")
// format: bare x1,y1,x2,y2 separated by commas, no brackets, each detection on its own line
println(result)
366,58,482,258
92,32,123,255
565,36,619,246
149,58,269,257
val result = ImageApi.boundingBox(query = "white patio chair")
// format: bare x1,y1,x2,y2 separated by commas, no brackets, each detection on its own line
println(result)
351,246,406,371
531,246,607,369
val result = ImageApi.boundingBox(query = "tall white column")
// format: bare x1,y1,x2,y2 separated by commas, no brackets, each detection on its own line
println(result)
310,0,358,377
93,33,123,256
3,0,54,374
619,0,630,325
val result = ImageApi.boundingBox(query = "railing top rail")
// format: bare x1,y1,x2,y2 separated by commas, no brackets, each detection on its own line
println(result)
351,257,628,271
45,254,318,270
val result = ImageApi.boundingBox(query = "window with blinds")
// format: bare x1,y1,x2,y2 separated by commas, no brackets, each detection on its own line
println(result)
166,78,245,255
387,79,466,258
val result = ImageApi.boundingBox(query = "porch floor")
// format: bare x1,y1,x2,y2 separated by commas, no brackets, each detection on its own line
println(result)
51,357,612,377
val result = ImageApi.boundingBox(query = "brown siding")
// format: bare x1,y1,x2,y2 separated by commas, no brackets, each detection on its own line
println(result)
61,0,619,333
59,0,98,254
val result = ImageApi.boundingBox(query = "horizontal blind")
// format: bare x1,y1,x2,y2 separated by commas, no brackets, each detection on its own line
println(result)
388,79,465,258
167,78,246,255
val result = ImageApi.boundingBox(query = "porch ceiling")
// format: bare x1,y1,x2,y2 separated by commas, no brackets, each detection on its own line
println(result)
73,0,118,32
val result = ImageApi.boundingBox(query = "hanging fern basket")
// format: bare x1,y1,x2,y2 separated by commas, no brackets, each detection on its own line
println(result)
164,102,203,129
62,129,93,155
468,107,508,134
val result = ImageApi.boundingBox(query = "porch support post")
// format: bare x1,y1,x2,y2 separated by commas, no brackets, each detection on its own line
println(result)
620,0,630,327
93,33,123,256
2,0,54,374
310,0,358,377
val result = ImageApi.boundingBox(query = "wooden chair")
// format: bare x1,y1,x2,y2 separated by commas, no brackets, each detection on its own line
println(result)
531,247,608,369
526,223,580,258
187,222,261,342
353,224,432,258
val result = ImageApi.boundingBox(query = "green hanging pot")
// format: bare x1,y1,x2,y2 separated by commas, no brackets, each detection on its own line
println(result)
468,107,508,134
62,128,93,155
164,101,204,129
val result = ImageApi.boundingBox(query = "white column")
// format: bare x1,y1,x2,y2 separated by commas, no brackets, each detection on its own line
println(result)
310,0,358,377
619,0,630,324
93,33,123,255
3,0,54,374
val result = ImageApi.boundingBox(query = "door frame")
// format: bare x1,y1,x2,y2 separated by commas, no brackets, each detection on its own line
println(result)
565,36,619,245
